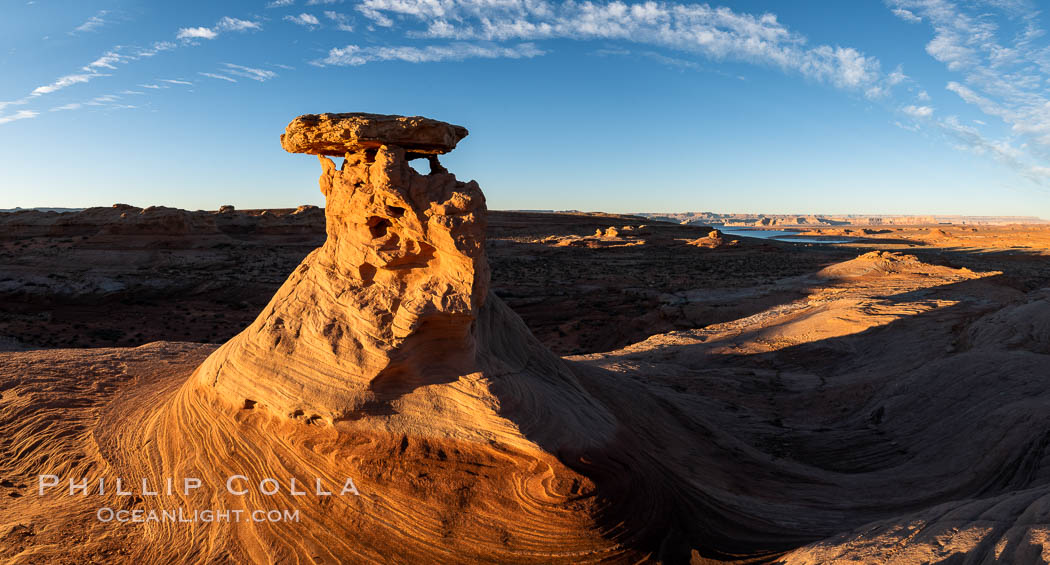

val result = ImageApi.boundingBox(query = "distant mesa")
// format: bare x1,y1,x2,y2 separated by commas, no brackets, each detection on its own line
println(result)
0,206,84,213
639,211,1050,226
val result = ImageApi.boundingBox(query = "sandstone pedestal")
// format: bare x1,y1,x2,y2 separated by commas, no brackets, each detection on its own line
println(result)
193,113,489,421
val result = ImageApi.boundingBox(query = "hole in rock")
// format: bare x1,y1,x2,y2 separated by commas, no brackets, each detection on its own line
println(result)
290,409,304,418
408,160,427,175
306,415,322,425
359,263,377,285
367,216,392,239
243,399,257,410
385,205,405,218
427,155,447,175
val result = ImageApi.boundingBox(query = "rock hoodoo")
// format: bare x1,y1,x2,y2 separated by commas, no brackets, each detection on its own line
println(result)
193,113,490,421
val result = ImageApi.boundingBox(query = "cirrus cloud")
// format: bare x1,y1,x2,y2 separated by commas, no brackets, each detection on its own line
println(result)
285,13,320,27
0,110,39,124
888,0,1050,183
176,26,219,40
347,1,899,99
314,42,544,66
71,10,110,34
902,104,934,118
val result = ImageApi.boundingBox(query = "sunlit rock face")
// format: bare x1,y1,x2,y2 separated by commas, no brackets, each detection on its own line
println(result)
194,113,489,421
280,112,469,156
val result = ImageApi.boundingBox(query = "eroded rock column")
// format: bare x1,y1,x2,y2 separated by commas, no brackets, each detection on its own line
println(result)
193,113,488,421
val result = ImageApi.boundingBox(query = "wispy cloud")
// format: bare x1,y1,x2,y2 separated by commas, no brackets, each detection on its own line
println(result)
217,17,262,32
0,110,39,124
267,0,294,7
902,104,934,118
71,10,110,34
52,96,137,112
85,52,125,70
78,44,174,72
594,48,700,70
177,15,262,41
324,11,353,31
308,0,343,4
638,51,701,70
85,94,120,106
887,66,908,86
135,42,177,58
348,1,899,98
31,73,97,95
26,42,180,100
177,26,219,40
315,42,544,66
221,63,278,81
285,13,320,27
888,0,1050,182
937,115,1037,180
2,12,263,123
891,8,922,23
199,72,238,83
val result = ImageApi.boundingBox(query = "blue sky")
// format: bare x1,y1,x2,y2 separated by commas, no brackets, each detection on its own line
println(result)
2,0,1049,217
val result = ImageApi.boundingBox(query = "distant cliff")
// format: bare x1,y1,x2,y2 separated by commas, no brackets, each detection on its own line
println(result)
637,212,1050,226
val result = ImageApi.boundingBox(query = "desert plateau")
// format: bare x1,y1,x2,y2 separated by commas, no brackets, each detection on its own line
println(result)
0,111,1048,564
6,1,1050,563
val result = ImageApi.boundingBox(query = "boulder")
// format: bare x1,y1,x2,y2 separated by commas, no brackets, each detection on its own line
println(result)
280,112,469,157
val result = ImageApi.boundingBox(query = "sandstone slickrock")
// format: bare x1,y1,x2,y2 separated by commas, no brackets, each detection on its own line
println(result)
9,114,1050,564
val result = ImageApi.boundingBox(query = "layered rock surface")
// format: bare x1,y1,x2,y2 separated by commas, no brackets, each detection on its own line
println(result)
8,114,1050,564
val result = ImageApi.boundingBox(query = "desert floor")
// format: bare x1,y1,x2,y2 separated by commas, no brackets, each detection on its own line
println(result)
2,208,1050,563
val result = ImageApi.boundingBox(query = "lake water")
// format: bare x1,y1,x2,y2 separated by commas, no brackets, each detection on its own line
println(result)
714,226,855,244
